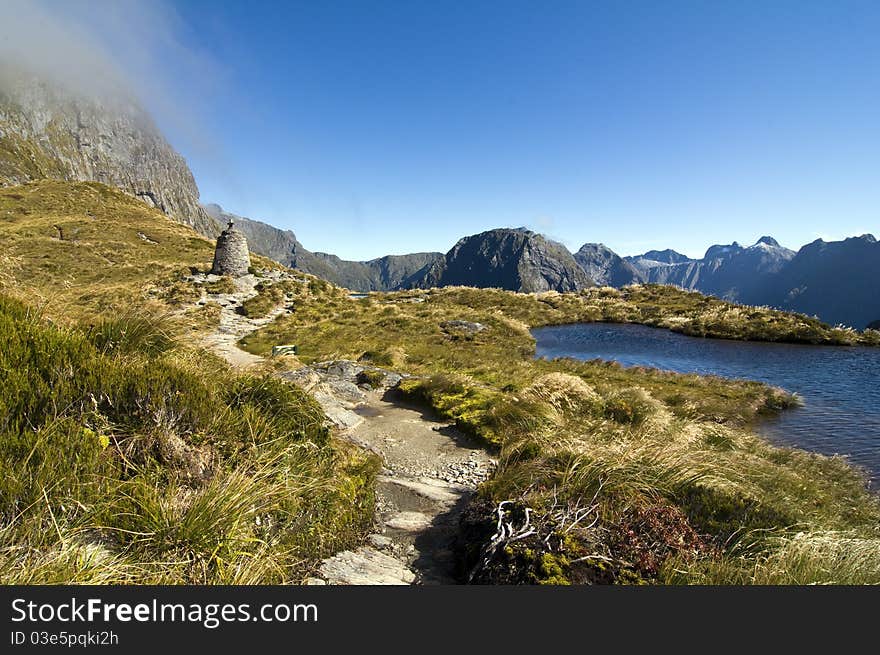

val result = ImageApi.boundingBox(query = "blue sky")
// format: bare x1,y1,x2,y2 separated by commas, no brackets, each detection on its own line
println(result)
29,0,880,260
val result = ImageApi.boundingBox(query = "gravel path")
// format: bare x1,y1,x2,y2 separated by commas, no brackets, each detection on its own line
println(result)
191,276,494,584
317,391,493,585
188,272,292,368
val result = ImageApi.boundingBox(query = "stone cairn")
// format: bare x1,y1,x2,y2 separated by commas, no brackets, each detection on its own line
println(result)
211,220,251,277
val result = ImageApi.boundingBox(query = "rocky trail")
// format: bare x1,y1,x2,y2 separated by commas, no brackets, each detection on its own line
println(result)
191,277,494,584
186,271,292,367
313,384,493,585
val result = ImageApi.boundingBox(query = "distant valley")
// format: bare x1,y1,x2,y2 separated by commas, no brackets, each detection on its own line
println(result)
202,203,442,292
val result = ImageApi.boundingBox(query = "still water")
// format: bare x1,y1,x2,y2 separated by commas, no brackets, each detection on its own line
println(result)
533,322,880,484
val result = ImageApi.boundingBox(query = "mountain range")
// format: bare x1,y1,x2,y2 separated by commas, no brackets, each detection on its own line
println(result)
1,67,877,328
618,235,879,328
202,203,442,291
217,197,878,327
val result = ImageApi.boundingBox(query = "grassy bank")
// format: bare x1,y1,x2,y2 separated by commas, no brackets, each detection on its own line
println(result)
0,294,378,583
0,180,283,324
413,285,880,346
0,182,380,584
241,285,880,584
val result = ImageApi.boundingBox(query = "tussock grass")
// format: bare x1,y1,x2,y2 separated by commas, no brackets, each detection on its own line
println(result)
0,182,384,585
404,285,880,345
664,530,880,585
0,180,214,321
2,180,876,584
85,308,177,356
0,180,282,324
241,280,880,584
0,293,378,584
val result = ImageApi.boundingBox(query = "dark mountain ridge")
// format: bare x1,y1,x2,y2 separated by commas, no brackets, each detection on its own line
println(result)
627,237,796,304
751,234,880,329
203,203,442,291
573,243,645,286
615,235,877,328
416,227,594,292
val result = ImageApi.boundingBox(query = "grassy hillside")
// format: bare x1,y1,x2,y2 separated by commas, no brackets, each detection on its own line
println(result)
0,180,214,318
0,182,377,584
241,285,880,584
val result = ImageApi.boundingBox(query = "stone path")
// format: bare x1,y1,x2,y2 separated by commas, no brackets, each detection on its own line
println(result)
191,276,494,584
188,272,293,368
316,389,493,585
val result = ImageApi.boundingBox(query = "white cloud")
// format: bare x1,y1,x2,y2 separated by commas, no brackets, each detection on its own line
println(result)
0,0,225,160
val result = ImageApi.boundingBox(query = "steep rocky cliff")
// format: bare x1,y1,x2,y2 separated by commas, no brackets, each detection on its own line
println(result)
416,228,594,292
0,66,217,235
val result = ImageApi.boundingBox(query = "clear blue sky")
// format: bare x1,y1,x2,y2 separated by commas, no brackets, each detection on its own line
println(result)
145,1,879,259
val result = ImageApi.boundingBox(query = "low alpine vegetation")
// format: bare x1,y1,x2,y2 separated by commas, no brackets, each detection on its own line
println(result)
0,294,378,584
241,283,880,584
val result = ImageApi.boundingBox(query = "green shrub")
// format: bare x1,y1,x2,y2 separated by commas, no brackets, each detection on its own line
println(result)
0,293,377,584
85,309,176,356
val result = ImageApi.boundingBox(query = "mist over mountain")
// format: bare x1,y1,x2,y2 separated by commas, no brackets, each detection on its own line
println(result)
0,65,217,235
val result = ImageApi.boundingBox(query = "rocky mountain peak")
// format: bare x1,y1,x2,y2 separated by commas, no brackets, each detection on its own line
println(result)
703,242,743,260
419,227,593,293
573,243,644,287
627,249,693,266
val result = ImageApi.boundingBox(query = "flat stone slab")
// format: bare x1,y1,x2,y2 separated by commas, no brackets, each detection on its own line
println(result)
384,511,434,532
318,547,415,585
312,392,365,430
324,379,367,405
367,534,395,550
379,476,466,504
